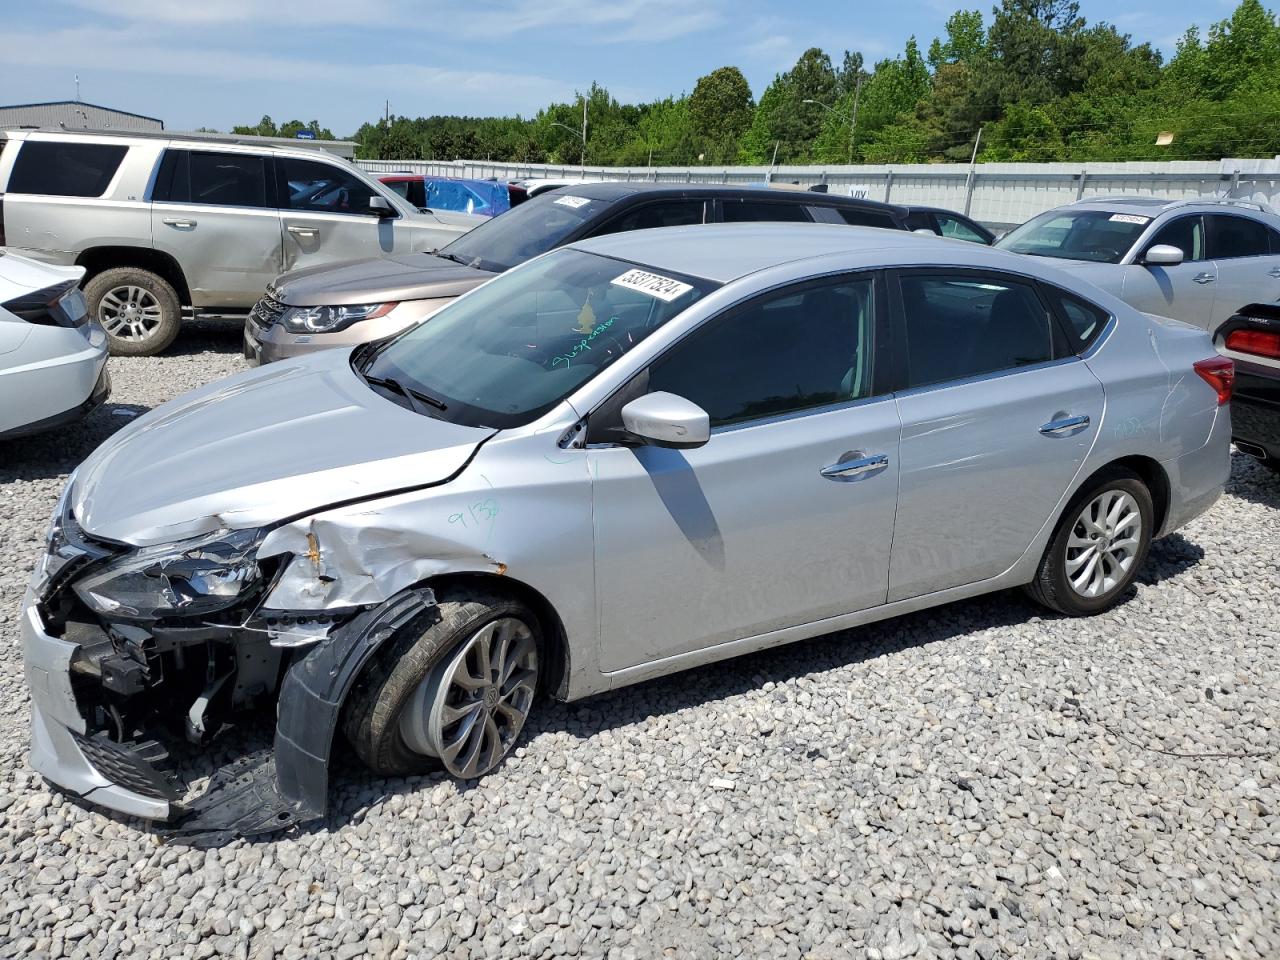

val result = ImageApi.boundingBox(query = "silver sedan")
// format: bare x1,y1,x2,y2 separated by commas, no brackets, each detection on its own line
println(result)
22,224,1232,840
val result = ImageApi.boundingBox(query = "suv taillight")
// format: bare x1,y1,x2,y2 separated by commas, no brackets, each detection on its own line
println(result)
1225,328,1280,360
1193,356,1235,405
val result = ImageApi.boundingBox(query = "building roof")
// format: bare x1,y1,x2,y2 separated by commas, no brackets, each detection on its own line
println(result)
0,100,163,126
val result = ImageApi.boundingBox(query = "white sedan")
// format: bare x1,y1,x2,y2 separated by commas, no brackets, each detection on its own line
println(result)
0,251,109,440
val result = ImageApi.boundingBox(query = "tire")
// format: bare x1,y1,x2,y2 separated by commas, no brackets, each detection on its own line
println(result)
342,588,541,779
1024,468,1155,617
84,267,182,356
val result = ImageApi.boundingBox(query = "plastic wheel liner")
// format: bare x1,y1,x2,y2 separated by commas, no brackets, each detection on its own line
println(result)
169,587,439,847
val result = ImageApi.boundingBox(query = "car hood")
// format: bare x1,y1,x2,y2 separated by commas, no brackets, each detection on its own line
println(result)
71,349,495,546
271,253,497,306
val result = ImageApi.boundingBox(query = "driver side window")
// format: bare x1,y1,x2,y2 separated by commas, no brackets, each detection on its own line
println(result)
277,156,381,216
1144,216,1205,262
646,276,877,428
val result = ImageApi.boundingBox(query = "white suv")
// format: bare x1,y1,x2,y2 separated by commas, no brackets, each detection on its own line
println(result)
0,129,481,355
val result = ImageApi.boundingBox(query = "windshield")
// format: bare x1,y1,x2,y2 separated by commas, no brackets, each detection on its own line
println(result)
436,192,614,272
358,248,717,428
997,210,1152,264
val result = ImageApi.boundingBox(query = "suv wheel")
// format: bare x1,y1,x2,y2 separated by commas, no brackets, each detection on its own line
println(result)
343,589,541,779
85,267,182,356
1024,468,1154,616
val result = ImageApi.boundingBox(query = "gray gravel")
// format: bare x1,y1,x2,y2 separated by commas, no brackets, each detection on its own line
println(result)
1,322,1278,959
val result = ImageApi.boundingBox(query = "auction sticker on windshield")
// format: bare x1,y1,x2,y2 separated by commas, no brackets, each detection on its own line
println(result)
611,268,694,302
1109,214,1150,225
554,196,592,209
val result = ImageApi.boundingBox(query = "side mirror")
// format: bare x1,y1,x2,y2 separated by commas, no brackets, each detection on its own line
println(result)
620,392,710,449
912,228,937,236
368,195,395,217
1144,244,1184,266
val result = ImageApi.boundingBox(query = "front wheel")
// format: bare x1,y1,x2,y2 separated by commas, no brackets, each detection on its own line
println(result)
342,590,541,779
1024,468,1154,616
85,267,182,356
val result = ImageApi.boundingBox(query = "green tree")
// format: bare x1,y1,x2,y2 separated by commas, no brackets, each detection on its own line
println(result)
927,10,986,69
688,67,754,162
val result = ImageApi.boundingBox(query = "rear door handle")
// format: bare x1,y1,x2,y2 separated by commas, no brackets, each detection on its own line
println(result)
287,225,319,238
820,452,889,481
162,217,196,228
1193,272,1215,284
1040,415,1090,436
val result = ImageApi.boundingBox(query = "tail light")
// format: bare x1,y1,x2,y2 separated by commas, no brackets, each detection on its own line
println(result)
1193,356,1235,405
1225,327,1280,360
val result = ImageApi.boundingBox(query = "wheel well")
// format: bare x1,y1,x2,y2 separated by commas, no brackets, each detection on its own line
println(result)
423,573,572,701
75,246,191,305
1083,455,1171,534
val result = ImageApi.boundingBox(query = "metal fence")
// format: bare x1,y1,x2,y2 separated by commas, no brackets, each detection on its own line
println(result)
358,157,1280,227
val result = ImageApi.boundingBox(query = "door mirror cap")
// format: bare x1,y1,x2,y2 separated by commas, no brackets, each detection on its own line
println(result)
1144,244,1184,266
368,195,395,217
620,392,710,449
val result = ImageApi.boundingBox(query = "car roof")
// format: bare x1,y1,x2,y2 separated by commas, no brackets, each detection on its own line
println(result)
1063,195,1278,218
561,180,907,214
569,222,1022,284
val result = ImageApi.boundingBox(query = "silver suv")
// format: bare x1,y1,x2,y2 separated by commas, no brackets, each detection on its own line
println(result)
996,197,1280,331
0,129,481,355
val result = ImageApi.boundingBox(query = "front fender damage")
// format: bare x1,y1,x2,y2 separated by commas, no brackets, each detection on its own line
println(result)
169,587,438,846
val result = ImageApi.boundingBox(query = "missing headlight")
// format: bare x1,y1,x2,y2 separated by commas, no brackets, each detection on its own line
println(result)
72,528,265,621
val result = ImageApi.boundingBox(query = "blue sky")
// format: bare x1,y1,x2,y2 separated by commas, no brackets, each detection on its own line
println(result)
1,0,1234,137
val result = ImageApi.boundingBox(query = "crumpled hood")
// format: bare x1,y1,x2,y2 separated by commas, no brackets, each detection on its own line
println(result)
72,350,495,545
271,253,496,307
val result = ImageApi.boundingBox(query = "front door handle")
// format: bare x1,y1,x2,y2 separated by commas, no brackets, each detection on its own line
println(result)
1193,272,1215,284
287,225,319,238
161,217,196,228
1040,415,1091,436
820,452,889,481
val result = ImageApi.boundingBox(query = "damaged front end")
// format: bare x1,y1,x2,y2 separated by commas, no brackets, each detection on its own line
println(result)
22,488,439,846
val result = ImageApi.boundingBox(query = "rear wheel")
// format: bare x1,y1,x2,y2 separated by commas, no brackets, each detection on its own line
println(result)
1024,468,1154,616
85,267,182,356
342,589,541,779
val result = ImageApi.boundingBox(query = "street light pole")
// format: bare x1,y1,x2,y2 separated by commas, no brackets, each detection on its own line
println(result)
805,91,861,166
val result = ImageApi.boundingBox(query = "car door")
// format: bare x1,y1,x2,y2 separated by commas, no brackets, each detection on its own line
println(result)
887,269,1103,601
1122,215,1217,328
275,155,409,274
586,273,900,673
1205,213,1280,330
150,149,281,307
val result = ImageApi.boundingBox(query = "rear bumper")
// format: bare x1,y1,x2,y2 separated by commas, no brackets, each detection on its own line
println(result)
0,350,109,440
1158,405,1232,537
21,593,172,820
1231,364,1280,460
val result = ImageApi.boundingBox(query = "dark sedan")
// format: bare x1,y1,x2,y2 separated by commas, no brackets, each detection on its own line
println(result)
1216,304,1280,473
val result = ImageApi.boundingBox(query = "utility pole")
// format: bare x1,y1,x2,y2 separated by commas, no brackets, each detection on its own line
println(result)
385,100,390,124
964,127,983,216
847,75,862,165
581,97,588,177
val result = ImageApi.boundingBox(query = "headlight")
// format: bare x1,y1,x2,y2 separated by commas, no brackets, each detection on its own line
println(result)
73,528,264,621
279,302,396,334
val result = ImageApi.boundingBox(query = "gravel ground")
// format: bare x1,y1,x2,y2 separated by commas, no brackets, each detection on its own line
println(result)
1,323,1277,960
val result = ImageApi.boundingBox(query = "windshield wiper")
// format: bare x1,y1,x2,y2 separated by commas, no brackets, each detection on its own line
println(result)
434,251,470,266
363,374,448,413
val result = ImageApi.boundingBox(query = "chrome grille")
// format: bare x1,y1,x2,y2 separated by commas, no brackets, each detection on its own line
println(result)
250,292,288,329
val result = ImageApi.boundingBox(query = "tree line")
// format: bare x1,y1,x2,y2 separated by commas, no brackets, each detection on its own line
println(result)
236,0,1280,166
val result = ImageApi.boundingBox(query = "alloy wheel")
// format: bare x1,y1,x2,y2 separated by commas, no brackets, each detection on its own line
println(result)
98,285,163,342
1064,489,1142,598
399,617,538,778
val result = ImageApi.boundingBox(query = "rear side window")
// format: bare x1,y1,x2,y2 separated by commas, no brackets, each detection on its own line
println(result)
156,150,271,208
936,214,989,244
1046,288,1111,353
1145,215,1205,261
838,208,900,230
1206,214,1271,260
898,274,1056,389
8,141,127,197
720,199,811,223
648,277,875,427
593,200,705,235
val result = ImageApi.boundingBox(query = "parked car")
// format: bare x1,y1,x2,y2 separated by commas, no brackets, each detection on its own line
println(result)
24,225,1230,840
995,196,1280,331
0,129,482,356
1215,303,1280,472
244,182,919,364
903,206,995,244
378,175,513,218
0,251,109,441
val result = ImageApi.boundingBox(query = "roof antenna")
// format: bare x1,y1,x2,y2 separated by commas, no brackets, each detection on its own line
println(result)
75,74,80,101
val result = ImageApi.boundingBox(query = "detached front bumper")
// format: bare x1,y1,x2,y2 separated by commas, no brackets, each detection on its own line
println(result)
21,592,173,820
